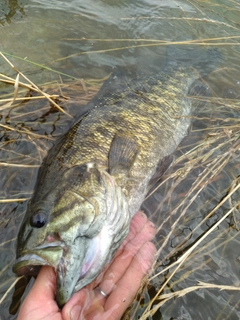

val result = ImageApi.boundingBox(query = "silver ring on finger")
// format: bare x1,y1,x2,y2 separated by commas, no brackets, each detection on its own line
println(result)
98,287,108,298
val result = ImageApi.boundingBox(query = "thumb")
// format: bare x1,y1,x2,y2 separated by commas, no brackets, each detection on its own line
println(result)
27,266,56,301
17,266,58,320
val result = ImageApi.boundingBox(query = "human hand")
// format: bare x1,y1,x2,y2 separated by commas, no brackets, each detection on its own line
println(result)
17,211,156,320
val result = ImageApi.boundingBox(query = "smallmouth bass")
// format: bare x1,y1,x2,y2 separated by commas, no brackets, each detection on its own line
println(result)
13,47,220,307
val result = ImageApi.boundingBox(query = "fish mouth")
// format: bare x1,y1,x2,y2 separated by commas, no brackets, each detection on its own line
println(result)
12,254,49,276
13,243,64,277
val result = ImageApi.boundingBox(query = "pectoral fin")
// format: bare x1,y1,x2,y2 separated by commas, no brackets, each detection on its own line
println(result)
108,134,138,175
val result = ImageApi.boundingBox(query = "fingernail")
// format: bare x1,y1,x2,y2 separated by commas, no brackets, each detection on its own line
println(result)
70,305,81,320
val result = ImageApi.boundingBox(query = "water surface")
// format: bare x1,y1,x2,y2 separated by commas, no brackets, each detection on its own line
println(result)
0,0,240,319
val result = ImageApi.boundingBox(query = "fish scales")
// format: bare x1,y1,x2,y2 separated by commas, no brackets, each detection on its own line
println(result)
13,48,219,307
44,70,192,196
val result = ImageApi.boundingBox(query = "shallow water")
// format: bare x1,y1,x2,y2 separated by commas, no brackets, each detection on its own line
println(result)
0,0,240,319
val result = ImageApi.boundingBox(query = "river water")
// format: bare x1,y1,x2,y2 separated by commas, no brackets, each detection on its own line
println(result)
0,0,240,319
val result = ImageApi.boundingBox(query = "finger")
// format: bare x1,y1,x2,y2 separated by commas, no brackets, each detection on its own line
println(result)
98,215,156,295
27,266,56,301
118,211,149,254
101,241,156,320
89,211,153,290
17,266,59,320
123,217,156,259
62,288,91,320
86,211,149,289
78,241,156,320
63,287,106,320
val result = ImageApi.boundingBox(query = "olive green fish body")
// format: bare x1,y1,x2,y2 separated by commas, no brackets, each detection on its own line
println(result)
38,67,197,214
13,50,218,307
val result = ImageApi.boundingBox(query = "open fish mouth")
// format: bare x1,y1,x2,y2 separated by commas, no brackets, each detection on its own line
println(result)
13,243,64,277
13,254,49,276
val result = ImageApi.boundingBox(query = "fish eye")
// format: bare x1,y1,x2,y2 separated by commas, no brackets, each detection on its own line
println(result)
30,211,47,228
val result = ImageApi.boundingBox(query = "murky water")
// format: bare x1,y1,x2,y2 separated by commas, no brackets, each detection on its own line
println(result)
0,0,240,319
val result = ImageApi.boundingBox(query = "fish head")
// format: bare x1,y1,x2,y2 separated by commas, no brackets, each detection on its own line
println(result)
13,164,130,307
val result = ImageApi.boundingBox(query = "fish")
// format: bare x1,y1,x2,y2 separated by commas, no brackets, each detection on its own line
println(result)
12,47,220,307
